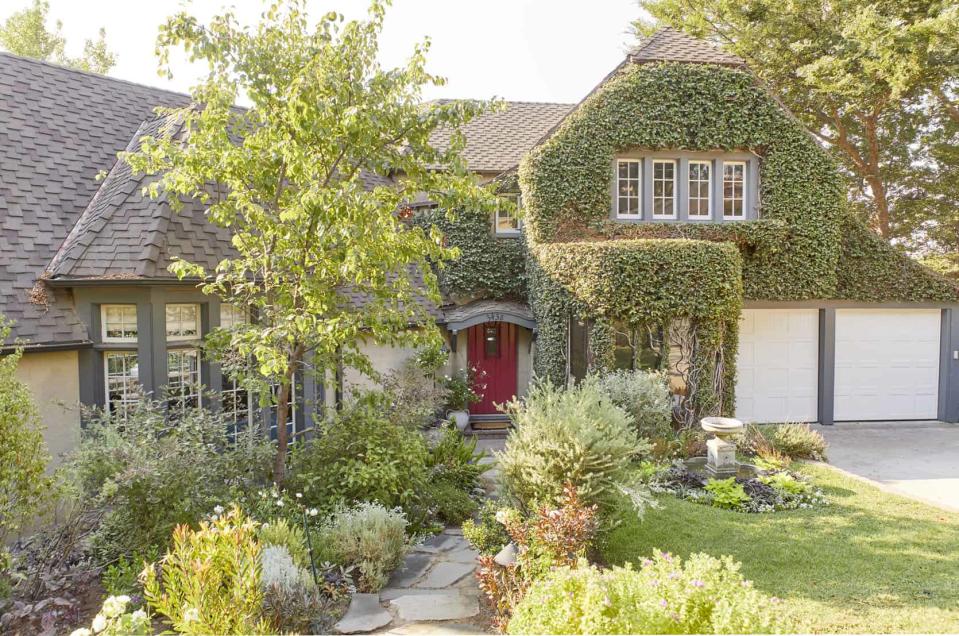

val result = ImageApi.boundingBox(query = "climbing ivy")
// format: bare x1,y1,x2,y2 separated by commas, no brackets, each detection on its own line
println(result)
518,61,958,421
414,206,526,302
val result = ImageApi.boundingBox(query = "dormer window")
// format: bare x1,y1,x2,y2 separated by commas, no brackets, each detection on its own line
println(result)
652,159,677,219
687,160,712,218
723,161,746,219
616,160,641,219
496,194,523,236
611,153,757,222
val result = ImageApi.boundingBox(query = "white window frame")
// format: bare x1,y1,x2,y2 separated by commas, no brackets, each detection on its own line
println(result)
687,160,712,219
615,159,642,219
166,303,200,341
101,304,138,343
722,160,747,220
495,194,523,236
651,159,678,220
167,348,202,414
104,351,140,420
219,303,249,330
223,375,255,438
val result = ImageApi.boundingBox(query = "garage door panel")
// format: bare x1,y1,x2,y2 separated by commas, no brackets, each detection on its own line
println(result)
834,309,940,421
736,309,819,424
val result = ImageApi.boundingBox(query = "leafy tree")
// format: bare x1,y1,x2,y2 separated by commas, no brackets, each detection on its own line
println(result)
122,0,497,481
633,0,959,243
0,319,50,542
0,0,115,74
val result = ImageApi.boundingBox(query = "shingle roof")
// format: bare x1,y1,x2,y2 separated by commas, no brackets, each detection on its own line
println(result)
428,101,572,173
0,52,189,346
629,27,746,67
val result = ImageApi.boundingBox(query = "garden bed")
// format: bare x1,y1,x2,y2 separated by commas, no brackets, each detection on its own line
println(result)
604,463,959,633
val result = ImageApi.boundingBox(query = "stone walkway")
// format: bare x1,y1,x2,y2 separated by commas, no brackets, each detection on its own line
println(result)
334,528,485,635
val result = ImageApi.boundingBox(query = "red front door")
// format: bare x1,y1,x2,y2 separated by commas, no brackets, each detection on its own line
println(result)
467,322,518,414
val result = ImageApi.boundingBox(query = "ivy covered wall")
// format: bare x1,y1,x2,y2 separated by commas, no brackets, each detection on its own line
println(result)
517,60,959,421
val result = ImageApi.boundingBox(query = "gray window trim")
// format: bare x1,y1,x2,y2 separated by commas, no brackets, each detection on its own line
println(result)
610,150,760,223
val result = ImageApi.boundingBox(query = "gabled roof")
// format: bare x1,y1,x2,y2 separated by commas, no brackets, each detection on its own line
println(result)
0,52,189,346
629,27,746,67
428,101,572,173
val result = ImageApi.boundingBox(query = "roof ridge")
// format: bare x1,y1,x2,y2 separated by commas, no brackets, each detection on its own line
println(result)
427,98,575,107
0,51,192,101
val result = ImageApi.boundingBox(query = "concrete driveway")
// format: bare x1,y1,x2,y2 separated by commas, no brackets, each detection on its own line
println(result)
819,421,959,512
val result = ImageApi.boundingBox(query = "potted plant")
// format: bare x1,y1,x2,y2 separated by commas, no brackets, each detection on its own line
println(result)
444,367,483,431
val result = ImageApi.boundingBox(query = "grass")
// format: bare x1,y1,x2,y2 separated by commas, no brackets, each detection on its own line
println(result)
603,463,959,633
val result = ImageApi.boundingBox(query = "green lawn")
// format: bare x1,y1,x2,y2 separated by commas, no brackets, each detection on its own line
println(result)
603,463,959,633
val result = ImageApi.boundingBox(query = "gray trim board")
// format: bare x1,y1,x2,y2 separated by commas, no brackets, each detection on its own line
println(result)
818,308,836,426
938,308,959,423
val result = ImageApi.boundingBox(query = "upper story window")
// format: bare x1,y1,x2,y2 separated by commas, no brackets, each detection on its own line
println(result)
495,194,523,236
723,161,746,219
166,303,200,341
612,153,757,222
688,160,711,219
220,303,248,329
102,305,137,343
652,160,677,219
616,160,641,219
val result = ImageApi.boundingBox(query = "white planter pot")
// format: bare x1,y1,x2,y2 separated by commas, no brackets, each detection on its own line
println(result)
448,410,470,432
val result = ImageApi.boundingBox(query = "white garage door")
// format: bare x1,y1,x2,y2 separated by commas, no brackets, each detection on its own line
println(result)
736,309,819,423
835,309,940,421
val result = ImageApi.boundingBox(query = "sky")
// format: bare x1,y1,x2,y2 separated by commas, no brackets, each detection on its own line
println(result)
2,0,645,103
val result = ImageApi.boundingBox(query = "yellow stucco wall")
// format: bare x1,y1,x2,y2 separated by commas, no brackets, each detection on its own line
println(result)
15,350,81,466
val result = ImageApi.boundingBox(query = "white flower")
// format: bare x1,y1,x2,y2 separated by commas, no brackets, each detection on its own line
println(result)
308,508,318,517
213,505,224,515
295,492,303,499
101,595,129,619
184,608,200,623
91,614,107,633
70,629,93,636
131,609,147,622
276,499,284,507
494,509,509,525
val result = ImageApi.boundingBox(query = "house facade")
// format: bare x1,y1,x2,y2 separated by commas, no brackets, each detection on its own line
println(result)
2,29,958,461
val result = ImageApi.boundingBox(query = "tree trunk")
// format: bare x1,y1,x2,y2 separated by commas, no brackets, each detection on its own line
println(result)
868,174,892,238
273,378,291,484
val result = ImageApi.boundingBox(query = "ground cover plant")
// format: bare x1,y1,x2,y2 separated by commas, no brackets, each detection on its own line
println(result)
604,463,959,633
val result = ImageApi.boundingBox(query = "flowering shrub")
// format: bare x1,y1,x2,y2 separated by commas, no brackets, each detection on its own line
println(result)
317,502,408,593
143,506,274,635
507,552,788,634
477,484,599,630
650,464,827,513
499,379,651,518
69,595,151,636
444,367,484,411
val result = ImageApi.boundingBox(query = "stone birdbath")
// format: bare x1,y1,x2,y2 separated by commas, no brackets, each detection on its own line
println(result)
700,416,744,477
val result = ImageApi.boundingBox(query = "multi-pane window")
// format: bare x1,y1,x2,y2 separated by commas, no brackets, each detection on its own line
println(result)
652,160,677,219
616,160,641,218
166,304,200,340
167,349,201,414
220,303,248,330
495,195,522,235
688,160,712,218
723,161,746,219
223,376,254,438
102,305,138,342
104,351,140,420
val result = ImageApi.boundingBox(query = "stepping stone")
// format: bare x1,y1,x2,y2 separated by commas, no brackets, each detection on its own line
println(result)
380,587,452,601
446,547,480,564
385,622,486,635
387,553,433,588
415,533,457,553
334,593,392,634
415,562,475,588
390,592,479,622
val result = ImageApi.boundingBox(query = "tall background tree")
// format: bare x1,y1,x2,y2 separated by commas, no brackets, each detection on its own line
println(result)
633,1,959,265
123,0,498,481
0,0,115,73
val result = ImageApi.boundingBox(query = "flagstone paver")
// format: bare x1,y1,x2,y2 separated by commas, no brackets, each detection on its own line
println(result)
335,593,393,634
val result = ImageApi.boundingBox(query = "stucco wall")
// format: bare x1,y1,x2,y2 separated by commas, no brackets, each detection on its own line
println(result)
342,339,420,397
15,350,81,466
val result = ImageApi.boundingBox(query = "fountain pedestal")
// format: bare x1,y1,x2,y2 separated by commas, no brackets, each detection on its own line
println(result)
700,416,744,478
